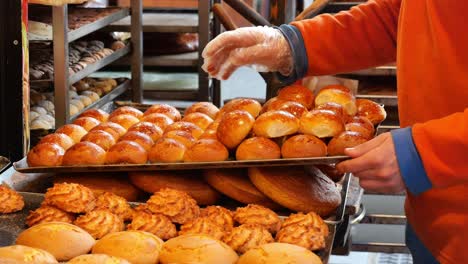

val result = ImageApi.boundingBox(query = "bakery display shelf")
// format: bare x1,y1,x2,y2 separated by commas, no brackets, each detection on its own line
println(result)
0,156,11,175
115,52,198,67
14,156,350,174
105,13,198,33
356,94,398,107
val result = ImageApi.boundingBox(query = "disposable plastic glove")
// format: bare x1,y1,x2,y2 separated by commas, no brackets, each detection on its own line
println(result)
202,26,294,80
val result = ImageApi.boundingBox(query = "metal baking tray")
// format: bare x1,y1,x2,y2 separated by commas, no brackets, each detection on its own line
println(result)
14,156,349,174
0,192,337,263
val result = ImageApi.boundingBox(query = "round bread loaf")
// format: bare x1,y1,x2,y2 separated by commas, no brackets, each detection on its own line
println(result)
144,104,181,121
277,84,315,109
92,231,164,264
78,109,109,122
81,130,116,151
318,84,352,94
164,121,204,139
253,110,299,138
163,130,196,148
129,171,221,205
27,143,64,167
38,133,74,150
356,98,387,125
315,88,357,116
218,98,262,118
68,254,130,264
248,166,341,216
346,116,375,139
183,139,229,162
72,117,100,131
119,131,154,152
236,137,281,160
184,102,219,119
316,102,348,122
281,134,327,158
106,141,148,164
0,245,58,264
90,122,126,141
141,113,174,131
182,112,214,130
62,142,106,166
109,114,140,130
299,109,345,138
159,234,238,264
109,106,144,120
16,222,95,261
327,131,369,156
56,124,88,143
128,122,163,142
267,100,308,118
149,138,186,163
237,243,322,264
260,97,287,114
217,110,255,149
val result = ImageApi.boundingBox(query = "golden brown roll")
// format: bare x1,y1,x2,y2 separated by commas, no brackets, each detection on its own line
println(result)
74,209,124,239
200,206,234,232
148,138,186,163
248,166,341,216
146,188,200,224
217,110,255,149
141,113,174,131
234,204,281,234
127,210,177,240
109,106,144,120
160,234,238,264
277,84,315,109
318,84,352,94
163,130,196,148
56,124,88,143
128,122,163,142
346,122,374,140
316,101,348,122
81,130,116,151
62,142,107,166
259,97,283,114
348,115,375,133
68,254,130,264
164,121,204,139
16,222,95,261
203,169,281,210
276,224,327,251
53,173,142,201
219,98,262,118
0,245,58,264
129,171,220,205
199,128,218,140
179,217,225,240
315,88,357,116
44,183,96,213
252,110,300,138
92,230,164,264
327,131,369,156
236,137,281,160
237,243,322,264
26,205,75,227
27,143,65,167
281,134,327,158
184,102,220,119
0,185,25,213
95,192,133,221
90,122,126,141
73,117,101,131
38,133,74,150
119,131,154,152
144,104,181,121
183,139,229,162
106,141,148,164
314,164,344,182
356,98,387,125
109,114,140,130
78,109,109,122
299,109,345,138
182,112,214,130
267,100,308,119
223,224,274,254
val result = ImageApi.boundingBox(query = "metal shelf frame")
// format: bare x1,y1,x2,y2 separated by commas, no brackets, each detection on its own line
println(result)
106,12,198,33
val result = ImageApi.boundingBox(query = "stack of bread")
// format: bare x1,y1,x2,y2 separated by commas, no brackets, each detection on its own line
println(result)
0,184,326,263
26,83,385,167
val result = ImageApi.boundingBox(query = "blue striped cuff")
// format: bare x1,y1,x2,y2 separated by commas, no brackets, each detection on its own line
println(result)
391,127,432,195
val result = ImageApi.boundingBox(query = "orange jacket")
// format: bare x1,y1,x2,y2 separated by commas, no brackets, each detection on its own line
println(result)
285,0,468,263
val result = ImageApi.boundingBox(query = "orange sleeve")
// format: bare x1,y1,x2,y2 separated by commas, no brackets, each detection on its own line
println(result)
412,109,468,188
291,0,401,76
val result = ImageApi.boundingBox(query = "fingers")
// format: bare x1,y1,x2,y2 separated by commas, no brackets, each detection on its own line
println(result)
336,147,383,173
202,28,260,58
344,133,388,158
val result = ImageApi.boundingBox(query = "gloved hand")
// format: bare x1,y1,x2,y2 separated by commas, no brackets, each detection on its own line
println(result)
202,26,294,80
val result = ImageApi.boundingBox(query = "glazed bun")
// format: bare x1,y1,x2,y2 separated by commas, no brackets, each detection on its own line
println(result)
253,110,299,138
144,104,181,121
219,98,262,118
163,130,196,148
128,122,163,142
328,131,369,156
39,133,74,150
299,109,345,138
149,138,186,163
106,141,148,164
109,106,144,120
315,88,357,116
316,102,348,122
119,131,154,151
217,110,255,149
199,128,218,140
27,143,64,167
62,142,106,166
319,84,352,94
141,113,174,131
277,84,315,109
73,117,100,131
109,114,140,130
80,130,115,151
68,254,130,264
267,100,308,118
236,137,281,160
356,98,387,125
281,134,327,158
0,245,58,264
78,109,109,122
237,243,322,264
260,97,287,114
182,112,214,130
164,121,204,139
185,102,220,119
90,122,126,141
56,124,88,143
183,139,229,162
346,116,375,139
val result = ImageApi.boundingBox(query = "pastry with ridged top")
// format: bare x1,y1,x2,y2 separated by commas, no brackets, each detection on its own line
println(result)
74,209,124,239
0,186,24,214
223,224,274,254
127,210,177,240
95,192,133,221
43,183,96,213
179,217,224,240
26,205,75,227
200,205,234,231
233,204,281,234
146,188,199,224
